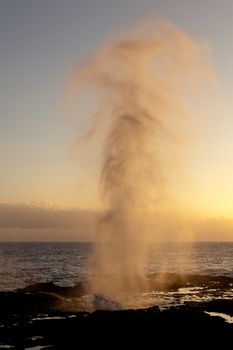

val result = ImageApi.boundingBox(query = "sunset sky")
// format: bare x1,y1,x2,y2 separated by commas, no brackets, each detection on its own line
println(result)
1,0,233,240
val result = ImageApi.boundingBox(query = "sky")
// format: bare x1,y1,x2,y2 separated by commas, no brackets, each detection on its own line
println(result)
1,0,233,240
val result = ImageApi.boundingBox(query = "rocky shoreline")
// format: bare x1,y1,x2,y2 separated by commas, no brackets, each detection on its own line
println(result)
0,274,233,349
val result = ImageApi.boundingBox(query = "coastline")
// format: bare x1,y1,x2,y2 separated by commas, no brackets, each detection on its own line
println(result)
0,273,233,349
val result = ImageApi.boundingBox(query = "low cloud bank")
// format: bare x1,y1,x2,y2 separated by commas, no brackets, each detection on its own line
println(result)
0,203,232,241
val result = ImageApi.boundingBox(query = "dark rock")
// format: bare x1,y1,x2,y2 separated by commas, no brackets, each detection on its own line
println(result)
19,281,86,298
0,275,233,348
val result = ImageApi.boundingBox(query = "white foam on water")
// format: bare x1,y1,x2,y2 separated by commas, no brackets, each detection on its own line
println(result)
178,287,204,294
205,312,233,323
24,346,52,350
29,337,44,341
31,316,65,321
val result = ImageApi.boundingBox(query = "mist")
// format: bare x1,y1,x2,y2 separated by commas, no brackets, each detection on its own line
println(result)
71,20,210,300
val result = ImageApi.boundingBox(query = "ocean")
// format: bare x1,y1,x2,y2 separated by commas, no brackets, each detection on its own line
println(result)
1,241,232,346
0,241,232,291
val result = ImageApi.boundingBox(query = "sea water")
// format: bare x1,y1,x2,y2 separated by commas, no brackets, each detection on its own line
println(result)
0,242,232,291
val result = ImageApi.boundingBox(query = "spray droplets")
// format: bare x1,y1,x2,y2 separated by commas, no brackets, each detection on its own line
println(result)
70,20,210,303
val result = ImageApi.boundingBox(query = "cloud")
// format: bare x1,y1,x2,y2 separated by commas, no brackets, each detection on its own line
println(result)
193,217,233,241
0,202,232,241
0,202,98,230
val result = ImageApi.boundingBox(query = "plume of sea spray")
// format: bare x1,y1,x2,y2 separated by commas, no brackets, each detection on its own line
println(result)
70,20,211,301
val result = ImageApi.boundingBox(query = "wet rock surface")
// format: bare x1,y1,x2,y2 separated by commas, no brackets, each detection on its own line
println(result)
0,274,233,349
